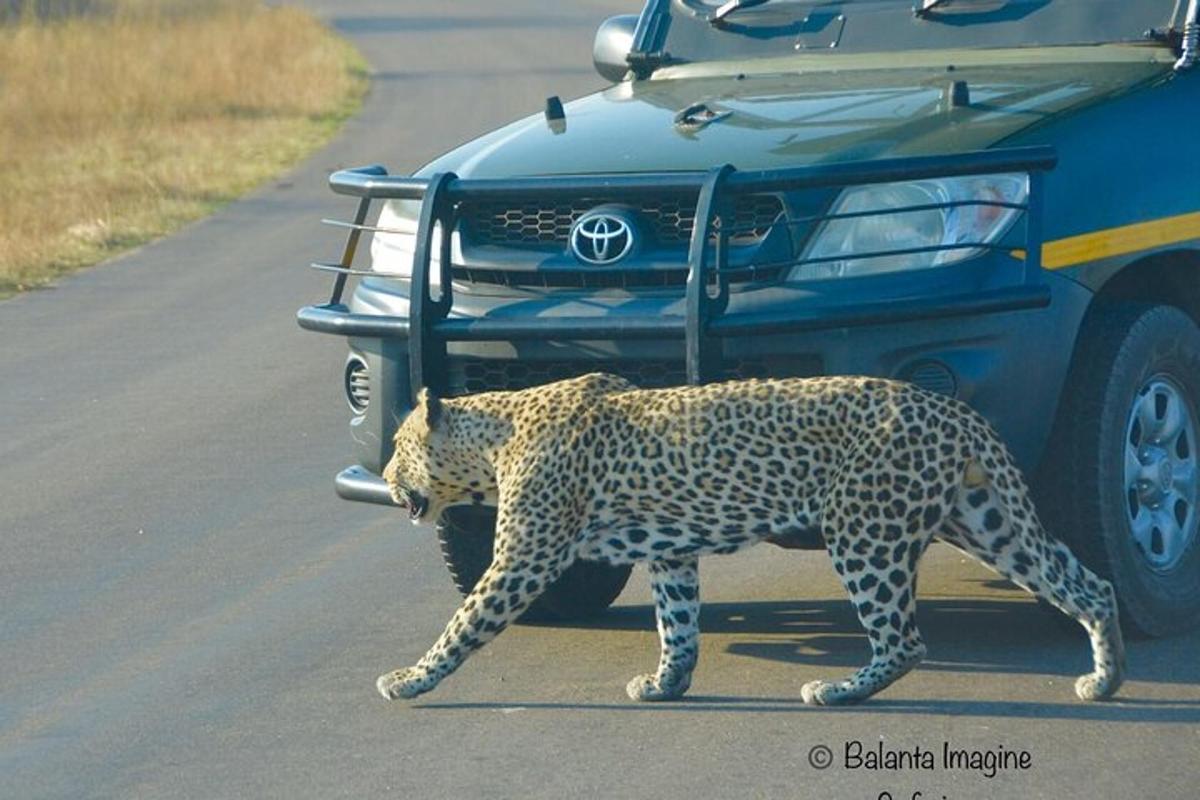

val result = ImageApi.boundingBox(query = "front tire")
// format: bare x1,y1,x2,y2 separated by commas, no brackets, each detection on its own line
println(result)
437,505,632,622
1038,303,1200,637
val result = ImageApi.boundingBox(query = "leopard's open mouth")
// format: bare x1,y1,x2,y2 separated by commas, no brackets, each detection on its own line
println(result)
407,492,429,522
387,483,430,522
398,488,429,522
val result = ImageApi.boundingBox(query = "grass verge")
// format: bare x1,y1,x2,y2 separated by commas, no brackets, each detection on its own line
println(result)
0,0,368,296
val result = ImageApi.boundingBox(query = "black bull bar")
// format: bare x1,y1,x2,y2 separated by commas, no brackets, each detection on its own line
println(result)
297,146,1056,403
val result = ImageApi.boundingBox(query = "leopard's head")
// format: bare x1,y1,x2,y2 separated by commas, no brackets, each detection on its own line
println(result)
382,388,494,524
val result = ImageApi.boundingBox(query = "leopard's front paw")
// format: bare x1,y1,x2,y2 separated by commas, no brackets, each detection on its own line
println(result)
800,679,863,706
626,672,691,702
376,667,433,700
1075,670,1120,702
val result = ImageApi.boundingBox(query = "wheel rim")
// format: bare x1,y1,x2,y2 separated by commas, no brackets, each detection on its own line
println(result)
1123,375,1200,572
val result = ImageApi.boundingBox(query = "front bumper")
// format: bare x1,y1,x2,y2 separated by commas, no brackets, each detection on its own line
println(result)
299,147,1078,501
297,282,1050,341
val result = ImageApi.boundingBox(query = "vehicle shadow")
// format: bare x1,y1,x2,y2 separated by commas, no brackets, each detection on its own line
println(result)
529,594,1200,687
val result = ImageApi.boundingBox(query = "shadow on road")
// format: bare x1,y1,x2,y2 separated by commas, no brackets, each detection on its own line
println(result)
413,696,1200,724
526,596,1200,688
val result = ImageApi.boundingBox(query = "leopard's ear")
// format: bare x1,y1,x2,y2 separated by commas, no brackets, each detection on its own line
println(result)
416,387,443,431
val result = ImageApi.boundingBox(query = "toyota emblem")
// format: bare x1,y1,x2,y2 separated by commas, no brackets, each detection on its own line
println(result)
570,208,637,265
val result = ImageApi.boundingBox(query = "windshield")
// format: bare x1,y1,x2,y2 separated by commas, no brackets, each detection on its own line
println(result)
645,0,1182,65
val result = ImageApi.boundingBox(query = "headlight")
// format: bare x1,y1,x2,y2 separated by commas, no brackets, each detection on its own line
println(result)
793,173,1027,280
368,199,443,289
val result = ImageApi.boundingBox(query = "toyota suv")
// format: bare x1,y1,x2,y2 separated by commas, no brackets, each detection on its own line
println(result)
299,0,1200,635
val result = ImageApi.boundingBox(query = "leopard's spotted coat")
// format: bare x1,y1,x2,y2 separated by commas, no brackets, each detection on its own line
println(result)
378,373,1124,705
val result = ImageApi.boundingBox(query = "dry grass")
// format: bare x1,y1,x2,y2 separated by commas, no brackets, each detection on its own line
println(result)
0,0,367,295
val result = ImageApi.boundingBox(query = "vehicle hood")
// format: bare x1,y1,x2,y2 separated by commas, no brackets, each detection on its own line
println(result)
418,55,1167,178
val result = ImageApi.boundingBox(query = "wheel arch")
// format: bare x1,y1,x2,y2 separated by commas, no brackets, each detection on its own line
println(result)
1030,250,1200,474
1088,248,1200,324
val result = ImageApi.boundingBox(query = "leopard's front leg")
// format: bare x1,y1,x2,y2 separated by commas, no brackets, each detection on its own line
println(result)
377,555,566,700
627,558,700,702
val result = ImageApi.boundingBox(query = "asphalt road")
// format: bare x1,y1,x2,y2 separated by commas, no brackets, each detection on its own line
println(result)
2,3,1199,799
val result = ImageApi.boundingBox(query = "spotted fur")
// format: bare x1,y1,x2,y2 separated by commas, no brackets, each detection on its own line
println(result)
377,373,1124,704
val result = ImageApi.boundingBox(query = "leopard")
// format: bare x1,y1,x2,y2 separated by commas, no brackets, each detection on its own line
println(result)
377,372,1125,705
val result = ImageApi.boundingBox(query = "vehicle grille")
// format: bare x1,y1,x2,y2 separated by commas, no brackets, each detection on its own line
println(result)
460,193,784,248
449,264,786,289
444,356,821,396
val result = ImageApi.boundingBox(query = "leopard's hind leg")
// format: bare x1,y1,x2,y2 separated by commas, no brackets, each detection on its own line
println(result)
943,452,1125,701
801,532,930,706
801,447,942,706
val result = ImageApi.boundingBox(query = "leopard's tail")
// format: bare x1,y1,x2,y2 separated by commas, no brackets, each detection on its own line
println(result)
947,434,1124,701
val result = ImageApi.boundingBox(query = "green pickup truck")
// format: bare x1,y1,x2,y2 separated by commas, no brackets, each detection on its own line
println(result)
300,0,1200,636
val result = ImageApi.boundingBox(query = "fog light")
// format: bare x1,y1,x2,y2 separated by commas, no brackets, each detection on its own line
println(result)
344,357,370,414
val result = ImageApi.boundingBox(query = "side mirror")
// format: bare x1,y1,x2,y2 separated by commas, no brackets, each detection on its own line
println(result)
593,15,639,83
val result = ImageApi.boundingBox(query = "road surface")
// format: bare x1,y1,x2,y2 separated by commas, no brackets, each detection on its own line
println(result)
2,2,1198,798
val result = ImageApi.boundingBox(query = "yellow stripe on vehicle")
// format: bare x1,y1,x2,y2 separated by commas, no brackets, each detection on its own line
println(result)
1018,211,1200,270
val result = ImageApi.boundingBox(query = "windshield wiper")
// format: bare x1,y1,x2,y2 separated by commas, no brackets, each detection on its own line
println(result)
708,0,773,26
